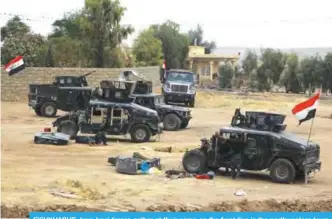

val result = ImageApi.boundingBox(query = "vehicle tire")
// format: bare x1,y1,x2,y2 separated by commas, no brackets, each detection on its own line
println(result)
180,121,189,129
34,107,42,116
130,124,151,143
57,120,78,139
41,102,57,117
163,113,181,131
189,99,195,108
269,158,296,184
182,149,207,174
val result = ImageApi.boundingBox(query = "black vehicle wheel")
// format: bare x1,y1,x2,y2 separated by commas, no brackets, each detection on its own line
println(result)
130,124,151,143
34,107,42,116
189,99,195,108
57,120,78,139
180,121,189,129
163,113,181,131
41,102,57,117
269,158,296,184
182,149,207,174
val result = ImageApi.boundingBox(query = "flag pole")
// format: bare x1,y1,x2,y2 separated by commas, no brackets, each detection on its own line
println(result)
306,116,315,147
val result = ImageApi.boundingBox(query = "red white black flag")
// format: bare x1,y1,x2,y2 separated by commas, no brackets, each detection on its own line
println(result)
292,92,320,125
4,56,26,76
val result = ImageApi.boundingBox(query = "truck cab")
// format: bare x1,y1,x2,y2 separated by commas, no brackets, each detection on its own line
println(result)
160,69,196,107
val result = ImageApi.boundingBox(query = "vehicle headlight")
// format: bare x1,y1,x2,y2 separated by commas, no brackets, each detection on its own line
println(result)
188,85,196,94
164,83,171,92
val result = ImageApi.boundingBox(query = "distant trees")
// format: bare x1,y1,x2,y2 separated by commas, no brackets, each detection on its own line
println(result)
235,49,332,94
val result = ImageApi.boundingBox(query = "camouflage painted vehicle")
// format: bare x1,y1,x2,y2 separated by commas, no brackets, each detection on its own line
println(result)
182,109,322,184
28,71,95,117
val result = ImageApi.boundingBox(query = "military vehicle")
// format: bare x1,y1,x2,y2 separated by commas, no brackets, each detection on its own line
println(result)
52,80,162,143
160,69,196,107
100,70,192,131
28,71,95,117
182,109,322,184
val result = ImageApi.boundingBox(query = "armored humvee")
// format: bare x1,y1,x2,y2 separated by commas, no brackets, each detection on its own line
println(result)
52,80,162,143
182,109,322,184
99,71,192,131
28,71,95,117
160,69,196,107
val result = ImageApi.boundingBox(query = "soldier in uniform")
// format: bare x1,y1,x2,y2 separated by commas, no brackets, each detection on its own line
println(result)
229,152,242,179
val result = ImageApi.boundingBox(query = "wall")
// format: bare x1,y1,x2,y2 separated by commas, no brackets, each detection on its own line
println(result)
1,66,160,102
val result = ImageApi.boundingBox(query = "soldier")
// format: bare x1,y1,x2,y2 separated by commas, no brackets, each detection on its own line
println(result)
229,152,242,179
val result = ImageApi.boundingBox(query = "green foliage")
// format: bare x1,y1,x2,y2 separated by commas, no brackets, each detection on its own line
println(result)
1,16,30,41
242,50,258,75
259,48,286,84
1,33,46,67
279,53,302,93
132,28,163,66
219,64,234,89
151,20,189,69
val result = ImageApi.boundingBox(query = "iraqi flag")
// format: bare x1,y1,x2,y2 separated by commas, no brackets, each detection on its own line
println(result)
292,92,320,125
4,56,26,76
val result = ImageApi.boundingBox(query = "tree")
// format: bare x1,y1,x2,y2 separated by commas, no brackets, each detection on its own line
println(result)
132,28,163,66
151,20,189,69
1,33,46,67
49,0,134,68
219,64,234,89
279,53,302,93
82,0,134,67
298,56,324,93
242,50,258,75
1,16,30,41
259,48,286,84
322,53,332,93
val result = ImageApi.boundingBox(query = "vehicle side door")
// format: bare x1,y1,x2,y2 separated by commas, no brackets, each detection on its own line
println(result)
242,133,272,170
107,106,130,135
82,106,108,134
57,88,80,111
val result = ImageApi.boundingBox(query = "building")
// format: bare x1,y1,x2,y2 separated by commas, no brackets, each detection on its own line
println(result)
186,46,240,82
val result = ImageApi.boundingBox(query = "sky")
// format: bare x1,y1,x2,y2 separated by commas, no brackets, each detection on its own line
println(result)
0,0,332,48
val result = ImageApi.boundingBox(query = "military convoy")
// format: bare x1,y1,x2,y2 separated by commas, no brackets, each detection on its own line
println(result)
182,109,322,184
27,69,322,182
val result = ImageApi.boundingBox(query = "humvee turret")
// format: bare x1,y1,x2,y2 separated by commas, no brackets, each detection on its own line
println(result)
182,109,322,184
52,80,162,143
28,71,95,117
98,71,192,131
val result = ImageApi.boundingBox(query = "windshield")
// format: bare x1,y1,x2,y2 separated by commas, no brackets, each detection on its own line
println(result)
166,72,194,83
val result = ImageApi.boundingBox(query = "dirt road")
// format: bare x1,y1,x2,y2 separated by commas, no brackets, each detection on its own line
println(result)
1,91,332,216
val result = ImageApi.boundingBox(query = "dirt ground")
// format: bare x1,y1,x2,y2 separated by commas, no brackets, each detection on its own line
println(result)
1,91,332,217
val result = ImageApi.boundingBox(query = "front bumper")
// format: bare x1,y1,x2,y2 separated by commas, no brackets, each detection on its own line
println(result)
305,161,322,174
28,100,38,108
164,92,195,103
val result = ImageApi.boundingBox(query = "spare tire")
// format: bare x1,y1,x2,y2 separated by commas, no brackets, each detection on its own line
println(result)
182,149,207,174
57,120,78,139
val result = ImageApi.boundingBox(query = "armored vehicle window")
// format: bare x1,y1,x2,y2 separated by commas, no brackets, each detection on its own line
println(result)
67,78,72,84
59,78,65,84
91,107,106,124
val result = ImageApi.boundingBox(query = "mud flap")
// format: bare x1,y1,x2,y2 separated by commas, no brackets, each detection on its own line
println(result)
304,164,308,184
